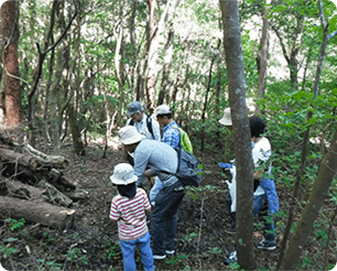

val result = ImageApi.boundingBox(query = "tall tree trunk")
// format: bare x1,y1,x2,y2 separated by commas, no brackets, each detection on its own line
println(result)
278,128,337,270
67,104,85,156
145,0,179,113
115,18,125,123
1,1,21,128
220,1,255,269
158,30,174,105
145,0,159,113
277,1,337,267
271,13,304,90
256,0,270,108
201,58,215,152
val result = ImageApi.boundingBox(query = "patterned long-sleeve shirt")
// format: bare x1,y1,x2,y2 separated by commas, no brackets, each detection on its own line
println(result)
110,188,151,241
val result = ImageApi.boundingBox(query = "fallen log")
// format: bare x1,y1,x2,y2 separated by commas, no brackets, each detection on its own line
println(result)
3,179,73,207
48,168,77,191
23,143,69,169
0,196,75,230
37,180,73,207
0,148,38,169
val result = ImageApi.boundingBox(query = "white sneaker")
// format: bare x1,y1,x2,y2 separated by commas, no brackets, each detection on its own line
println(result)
153,254,166,260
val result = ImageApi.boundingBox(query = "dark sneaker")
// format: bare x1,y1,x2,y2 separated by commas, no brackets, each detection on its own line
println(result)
224,250,237,265
153,254,166,260
257,239,276,250
225,225,236,235
165,250,175,255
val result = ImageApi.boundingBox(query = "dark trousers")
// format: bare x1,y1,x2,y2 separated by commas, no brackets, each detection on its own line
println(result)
150,179,185,255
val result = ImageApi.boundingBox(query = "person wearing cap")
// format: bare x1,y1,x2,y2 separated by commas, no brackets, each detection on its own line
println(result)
109,163,155,271
118,126,185,260
125,101,161,141
147,105,181,205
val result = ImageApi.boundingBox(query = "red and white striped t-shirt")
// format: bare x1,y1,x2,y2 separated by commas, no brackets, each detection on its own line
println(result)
110,188,151,241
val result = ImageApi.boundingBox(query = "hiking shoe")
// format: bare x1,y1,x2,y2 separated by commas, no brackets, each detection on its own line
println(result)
153,254,166,260
225,225,236,235
165,250,175,255
224,250,237,265
257,239,276,250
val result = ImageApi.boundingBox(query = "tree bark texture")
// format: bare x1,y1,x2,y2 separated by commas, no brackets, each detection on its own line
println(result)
278,1,337,267
220,0,255,269
1,1,21,127
0,196,75,230
257,0,270,100
278,128,337,270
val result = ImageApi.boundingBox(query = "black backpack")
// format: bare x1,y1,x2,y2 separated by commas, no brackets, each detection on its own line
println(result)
174,147,203,187
129,114,154,139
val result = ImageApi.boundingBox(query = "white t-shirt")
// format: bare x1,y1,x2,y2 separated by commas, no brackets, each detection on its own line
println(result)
252,137,272,196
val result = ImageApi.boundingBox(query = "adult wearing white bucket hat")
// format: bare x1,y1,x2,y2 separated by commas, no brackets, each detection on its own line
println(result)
118,126,185,260
109,163,155,271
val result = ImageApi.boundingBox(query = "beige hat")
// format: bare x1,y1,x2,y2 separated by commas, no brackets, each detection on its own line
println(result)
110,163,138,185
119,126,145,145
219,107,232,126
154,105,172,116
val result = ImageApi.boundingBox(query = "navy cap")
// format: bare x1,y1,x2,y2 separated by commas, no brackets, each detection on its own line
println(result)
126,101,143,116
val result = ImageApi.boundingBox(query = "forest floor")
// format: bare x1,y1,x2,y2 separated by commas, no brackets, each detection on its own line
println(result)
1,137,336,271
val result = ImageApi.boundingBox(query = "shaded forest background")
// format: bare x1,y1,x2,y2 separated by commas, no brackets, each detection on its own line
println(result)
0,0,337,270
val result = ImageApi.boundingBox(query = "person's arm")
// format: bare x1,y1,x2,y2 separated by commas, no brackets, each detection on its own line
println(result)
133,146,150,185
109,197,121,222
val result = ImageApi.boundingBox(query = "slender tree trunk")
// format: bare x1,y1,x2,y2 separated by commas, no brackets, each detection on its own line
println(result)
256,0,270,106
201,58,215,152
1,1,21,128
277,1,337,267
158,30,174,105
278,129,337,270
145,0,179,113
220,0,255,269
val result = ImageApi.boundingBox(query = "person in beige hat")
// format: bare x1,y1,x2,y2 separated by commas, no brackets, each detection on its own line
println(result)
109,163,155,271
118,126,186,260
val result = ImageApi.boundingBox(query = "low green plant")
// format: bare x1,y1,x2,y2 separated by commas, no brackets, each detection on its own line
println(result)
0,245,17,256
184,229,198,242
5,218,26,231
65,247,88,265
103,240,121,260
165,254,188,265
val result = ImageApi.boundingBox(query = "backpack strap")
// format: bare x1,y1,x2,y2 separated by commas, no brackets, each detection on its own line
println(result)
146,114,154,139
128,114,154,139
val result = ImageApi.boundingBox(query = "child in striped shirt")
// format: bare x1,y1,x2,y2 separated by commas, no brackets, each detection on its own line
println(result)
109,163,155,271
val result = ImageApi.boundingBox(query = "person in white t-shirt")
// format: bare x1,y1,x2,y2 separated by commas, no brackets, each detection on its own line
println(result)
224,115,279,265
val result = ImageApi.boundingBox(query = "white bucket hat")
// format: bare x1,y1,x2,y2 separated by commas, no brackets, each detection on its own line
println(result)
110,163,138,185
219,107,232,126
154,105,172,116
119,126,145,145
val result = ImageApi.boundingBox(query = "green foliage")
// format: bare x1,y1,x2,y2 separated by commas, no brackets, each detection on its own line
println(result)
0,245,17,256
64,247,88,265
5,218,26,231
165,254,189,265
103,240,121,260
